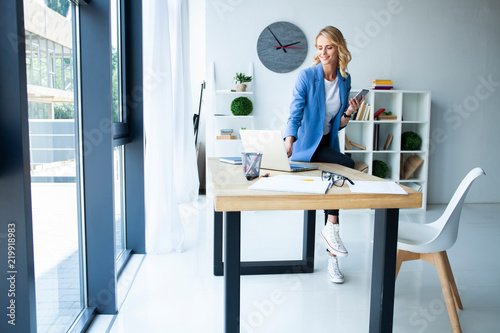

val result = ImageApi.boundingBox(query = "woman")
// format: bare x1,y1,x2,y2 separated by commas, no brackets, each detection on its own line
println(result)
284,26,364,284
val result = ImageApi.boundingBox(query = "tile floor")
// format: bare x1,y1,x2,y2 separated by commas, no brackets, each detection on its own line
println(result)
31,183,83,333
89,197,500,333
31,181,125,333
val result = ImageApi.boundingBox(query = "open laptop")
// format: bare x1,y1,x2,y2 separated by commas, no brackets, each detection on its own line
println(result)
240,130,318,172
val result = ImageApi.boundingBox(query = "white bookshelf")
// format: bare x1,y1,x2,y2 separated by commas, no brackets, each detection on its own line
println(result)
206,62,255,158
341,89,431,210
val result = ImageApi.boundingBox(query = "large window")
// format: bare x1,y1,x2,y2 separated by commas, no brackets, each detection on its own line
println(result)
24,0,86,331
111,0,123,123
1,0,145,329
114,145,127,258
111,0,128,264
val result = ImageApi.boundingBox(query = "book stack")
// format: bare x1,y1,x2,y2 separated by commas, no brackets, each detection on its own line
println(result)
354,161,369,173
372,80,393,90
374,108,397,120
217,129,237,140
378,114,397,120
354,102,371,121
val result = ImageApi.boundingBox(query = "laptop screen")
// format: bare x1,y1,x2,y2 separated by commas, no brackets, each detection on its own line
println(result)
240,130,292,171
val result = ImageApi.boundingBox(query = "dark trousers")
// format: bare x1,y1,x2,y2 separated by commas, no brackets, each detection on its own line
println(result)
311,134,355,220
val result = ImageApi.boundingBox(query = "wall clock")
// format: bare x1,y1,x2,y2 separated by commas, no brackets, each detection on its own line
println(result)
257,21,308,73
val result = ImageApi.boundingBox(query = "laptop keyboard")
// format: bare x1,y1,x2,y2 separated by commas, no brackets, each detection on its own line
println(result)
290,164,303,169
290,163,318,172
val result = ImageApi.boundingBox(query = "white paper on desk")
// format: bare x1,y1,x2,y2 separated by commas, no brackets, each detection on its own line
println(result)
249,175,330,194
348,181,408,195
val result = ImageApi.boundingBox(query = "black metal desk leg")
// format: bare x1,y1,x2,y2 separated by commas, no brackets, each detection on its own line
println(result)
214,211,223,276
224,211,241,333
370,208,399,333
214,210,316,276
302,210,316,272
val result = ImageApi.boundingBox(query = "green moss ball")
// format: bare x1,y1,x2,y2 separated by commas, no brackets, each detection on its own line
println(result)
373,160,389,178
230,97,253,116
401,131,422,150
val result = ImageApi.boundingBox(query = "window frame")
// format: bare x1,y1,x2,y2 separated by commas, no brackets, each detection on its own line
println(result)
112,0,130,273
79,0,145,315
0,1,36,332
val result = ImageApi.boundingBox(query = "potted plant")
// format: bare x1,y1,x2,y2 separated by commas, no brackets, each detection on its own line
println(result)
233,72,252,92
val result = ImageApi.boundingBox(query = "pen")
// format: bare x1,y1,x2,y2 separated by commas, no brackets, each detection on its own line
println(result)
244,153,263,181
260,173,270,178
244,153,261,176
301,179,314,181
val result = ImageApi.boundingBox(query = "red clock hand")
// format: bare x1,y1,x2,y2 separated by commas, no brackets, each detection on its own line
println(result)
275,41,302,50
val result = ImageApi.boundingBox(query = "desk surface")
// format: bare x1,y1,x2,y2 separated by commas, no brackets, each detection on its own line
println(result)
208,158,422,211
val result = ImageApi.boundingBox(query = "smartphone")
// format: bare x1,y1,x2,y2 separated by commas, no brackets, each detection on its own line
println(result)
354,89,369,101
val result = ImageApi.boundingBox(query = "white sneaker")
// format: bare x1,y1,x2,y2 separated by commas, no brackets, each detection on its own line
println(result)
320,223,348,257
328,256,344,284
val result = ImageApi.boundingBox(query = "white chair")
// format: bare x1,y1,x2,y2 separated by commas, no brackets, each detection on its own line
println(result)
395,167,485,333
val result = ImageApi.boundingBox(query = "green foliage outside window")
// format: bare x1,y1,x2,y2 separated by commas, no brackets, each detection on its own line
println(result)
28,102,50,119
37,1,120,121
54,103,74,119
112,48,120,122
28,102,74,120
44,0,70,17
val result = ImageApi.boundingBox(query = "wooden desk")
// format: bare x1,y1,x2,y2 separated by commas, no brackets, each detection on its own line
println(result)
208,158,422,333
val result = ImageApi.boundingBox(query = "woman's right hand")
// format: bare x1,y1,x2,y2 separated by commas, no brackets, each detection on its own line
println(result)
285,136,295,158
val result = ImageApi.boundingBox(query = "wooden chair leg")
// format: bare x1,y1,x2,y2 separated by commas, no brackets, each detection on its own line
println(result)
434,252,462,333
395,249,421,280
395,249,404,280
442,251,463,310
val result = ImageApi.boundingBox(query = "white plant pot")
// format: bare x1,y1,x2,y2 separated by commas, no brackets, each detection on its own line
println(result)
235,84,247,92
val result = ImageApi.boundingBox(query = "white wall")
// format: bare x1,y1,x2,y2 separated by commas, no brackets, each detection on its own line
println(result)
204,0,500,204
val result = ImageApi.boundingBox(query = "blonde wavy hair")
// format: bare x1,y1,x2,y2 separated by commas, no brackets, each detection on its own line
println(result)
312,26,352,78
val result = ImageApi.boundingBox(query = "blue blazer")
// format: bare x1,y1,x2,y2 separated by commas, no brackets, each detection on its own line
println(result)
284,63,351,162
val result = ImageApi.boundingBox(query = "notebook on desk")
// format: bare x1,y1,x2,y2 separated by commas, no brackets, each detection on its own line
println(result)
240,130,318,172
249,175,330,194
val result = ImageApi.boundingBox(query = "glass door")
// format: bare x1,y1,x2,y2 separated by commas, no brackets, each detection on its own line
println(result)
24,1,86,331
111,0,128,264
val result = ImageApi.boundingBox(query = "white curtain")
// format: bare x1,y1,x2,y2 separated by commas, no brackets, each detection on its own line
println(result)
143,0,199,253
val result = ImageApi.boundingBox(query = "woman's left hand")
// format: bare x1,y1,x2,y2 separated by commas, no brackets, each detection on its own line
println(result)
347,95,365,113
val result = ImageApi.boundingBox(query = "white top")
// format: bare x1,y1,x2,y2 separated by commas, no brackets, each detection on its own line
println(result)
323,78,341,135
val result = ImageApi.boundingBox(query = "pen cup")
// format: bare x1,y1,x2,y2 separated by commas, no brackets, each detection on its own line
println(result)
242,152,262,180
